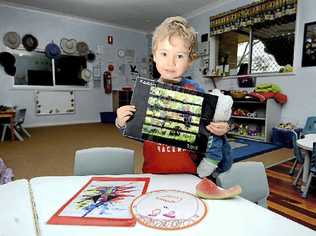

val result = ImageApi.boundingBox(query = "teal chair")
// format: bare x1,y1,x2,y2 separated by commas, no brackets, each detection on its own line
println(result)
302,116,316,135
289,130,305,186
302,142,316,198
73,147,135,175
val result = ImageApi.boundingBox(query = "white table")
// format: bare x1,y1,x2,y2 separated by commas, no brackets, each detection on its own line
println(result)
29,174,315,236
0,179,37,236
296,133,316,191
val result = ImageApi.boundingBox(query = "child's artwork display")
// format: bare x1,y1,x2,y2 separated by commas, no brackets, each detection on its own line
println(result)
131,190,207,230
48,177,150,227
125,77,218,153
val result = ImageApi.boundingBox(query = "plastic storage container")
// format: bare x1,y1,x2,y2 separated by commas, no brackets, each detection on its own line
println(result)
100,112,116,123
271,127,302,148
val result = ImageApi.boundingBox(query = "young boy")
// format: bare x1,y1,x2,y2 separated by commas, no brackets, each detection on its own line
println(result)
116,16,231,179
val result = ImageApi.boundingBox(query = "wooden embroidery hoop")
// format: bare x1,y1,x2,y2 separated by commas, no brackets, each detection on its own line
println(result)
131,189,207,230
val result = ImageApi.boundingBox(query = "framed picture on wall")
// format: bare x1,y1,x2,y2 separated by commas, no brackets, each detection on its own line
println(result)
302,21,316,67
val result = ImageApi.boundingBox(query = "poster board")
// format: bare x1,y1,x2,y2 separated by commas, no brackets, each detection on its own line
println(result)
47,177,150,227
125,77,218,153
35,90,75,115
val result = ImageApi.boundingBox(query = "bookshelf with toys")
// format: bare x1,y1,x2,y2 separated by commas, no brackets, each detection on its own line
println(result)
229,99,282,142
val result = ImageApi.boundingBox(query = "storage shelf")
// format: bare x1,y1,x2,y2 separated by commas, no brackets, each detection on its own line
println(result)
233,100,264,104
228,132,265,141
203,72,295,80
230,99,282,142
231,115,265,121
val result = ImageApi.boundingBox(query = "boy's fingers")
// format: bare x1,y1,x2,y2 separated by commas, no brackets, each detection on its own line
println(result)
118,107,136,116
206,123,229,136
121,106,136,113
122,115,132,123
124,111,134,118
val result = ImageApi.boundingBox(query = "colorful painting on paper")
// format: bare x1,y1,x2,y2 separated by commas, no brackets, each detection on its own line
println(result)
48,177,150,226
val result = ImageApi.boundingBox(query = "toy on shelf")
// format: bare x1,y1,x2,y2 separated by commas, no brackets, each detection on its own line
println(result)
277,122,296,130
230,90,247,99
232,108,249,117
247,128,257,136
246,112,257,118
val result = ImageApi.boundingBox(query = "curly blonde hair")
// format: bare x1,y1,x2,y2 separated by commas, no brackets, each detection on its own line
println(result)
152,16,198,61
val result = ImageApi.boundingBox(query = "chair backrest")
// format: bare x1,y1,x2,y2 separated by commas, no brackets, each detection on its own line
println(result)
311,142,316,170
291,130,305,164
73,147,135,176
14,108,26,125
216,161,269,208
303,116,316,135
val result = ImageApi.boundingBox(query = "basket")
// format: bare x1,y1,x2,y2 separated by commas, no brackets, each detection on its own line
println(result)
230,90,247,99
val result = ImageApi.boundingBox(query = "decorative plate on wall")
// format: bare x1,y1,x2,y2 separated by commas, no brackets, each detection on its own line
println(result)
117,49,125,58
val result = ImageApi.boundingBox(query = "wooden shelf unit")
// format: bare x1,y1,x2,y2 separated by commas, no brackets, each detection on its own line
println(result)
229,99,282,142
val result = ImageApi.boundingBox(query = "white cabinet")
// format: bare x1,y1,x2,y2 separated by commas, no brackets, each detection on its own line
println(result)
229,99,282,142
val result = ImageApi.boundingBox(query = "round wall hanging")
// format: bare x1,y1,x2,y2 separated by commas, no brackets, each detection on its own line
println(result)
117,49,125,58
131,190,207,230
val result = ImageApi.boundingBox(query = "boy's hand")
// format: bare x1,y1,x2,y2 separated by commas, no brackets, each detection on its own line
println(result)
206,122,230,136
116,105,136,128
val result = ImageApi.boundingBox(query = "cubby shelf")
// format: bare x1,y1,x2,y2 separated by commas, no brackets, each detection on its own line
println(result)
230,99,282,142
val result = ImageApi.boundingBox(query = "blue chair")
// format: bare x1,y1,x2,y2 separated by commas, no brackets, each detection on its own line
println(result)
289,130,305,187
302,116,316,135
302,142,316,198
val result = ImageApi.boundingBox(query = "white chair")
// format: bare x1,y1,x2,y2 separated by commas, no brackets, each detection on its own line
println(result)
1,108,31,142
73,147,135,175
216,161,269,208
302,142,316,198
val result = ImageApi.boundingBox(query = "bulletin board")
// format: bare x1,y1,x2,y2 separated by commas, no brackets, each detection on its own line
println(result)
35,90,75,115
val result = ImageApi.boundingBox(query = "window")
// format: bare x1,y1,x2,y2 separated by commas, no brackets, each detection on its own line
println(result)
13,50,88,88
216,21,295,75
14,51,53,86
54,55,87,86
217,29,250,75
251,21,295,73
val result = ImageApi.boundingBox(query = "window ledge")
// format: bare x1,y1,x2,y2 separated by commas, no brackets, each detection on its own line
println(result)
11,85,91,91
203,72,296,79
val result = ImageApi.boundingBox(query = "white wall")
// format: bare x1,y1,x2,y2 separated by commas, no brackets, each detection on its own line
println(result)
188,0,316,127
2,1,315,128
0,4,148,127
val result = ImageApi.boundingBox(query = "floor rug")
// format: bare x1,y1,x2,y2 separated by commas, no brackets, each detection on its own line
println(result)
229,138,281,162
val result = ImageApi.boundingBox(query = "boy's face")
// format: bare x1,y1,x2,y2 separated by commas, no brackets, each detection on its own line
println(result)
153,35,192,83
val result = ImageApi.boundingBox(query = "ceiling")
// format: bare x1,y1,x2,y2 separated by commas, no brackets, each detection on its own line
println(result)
1,0,224,33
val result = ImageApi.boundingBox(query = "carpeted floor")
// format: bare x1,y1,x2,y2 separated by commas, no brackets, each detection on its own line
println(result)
0,123,293,180
230,138,282,162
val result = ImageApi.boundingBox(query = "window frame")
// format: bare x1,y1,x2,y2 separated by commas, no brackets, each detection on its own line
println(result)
212,22,296,77
10,49,92,90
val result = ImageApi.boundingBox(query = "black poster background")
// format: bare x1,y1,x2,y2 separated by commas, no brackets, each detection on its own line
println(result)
125,77,218,153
